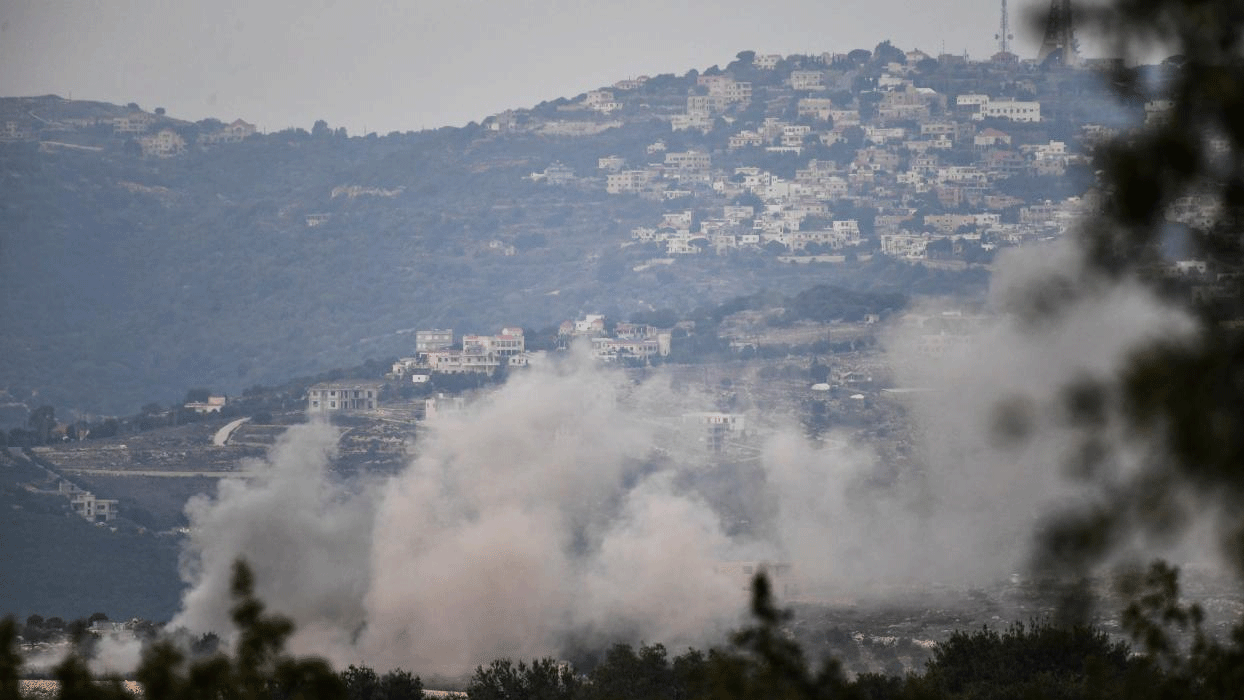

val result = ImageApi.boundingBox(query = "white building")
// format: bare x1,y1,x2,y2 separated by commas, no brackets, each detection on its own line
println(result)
754,54,783,69
977,100,1041,122
789,70,825,90
139,129,186,157
664,150,711,170
60,482,119,522
307,382,380,413
416,329,454,352
462,328,525,357
598,155,626,171
682,412,747,452
425,347,500,374
607,170,653,194
184,396,227,414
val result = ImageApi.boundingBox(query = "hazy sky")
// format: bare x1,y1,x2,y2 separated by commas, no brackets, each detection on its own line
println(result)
2,1,1061,135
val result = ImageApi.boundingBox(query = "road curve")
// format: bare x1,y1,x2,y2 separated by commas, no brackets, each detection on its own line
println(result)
213,417,251,446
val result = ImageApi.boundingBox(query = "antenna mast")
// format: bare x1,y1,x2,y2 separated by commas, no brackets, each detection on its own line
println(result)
996,0,1012,55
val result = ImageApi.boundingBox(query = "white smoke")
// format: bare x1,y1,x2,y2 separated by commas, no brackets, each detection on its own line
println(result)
170,421,376,653
171,352,757,674
88,633,145,676
879,238,1201,582
167,238,1202,674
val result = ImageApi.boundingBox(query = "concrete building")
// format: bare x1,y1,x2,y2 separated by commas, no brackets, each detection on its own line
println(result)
184,396,228,414
139,129,186,157
416,329,454,352
462,328,525,357
307,382,380,413
682,412,746,452
977,100,1041,122
59,482,118,522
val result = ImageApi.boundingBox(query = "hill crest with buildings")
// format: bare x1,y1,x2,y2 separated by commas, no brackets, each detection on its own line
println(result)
0,42,1210,420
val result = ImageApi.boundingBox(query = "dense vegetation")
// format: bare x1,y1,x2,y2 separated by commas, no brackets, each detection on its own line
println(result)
5,566,1244,700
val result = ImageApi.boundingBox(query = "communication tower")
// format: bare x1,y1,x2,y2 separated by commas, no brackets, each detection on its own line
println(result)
992,0,1018,63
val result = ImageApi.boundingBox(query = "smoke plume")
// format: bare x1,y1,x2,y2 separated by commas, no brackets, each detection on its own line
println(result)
168,238,1202,674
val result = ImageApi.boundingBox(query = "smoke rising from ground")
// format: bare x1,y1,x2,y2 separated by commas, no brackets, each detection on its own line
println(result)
880,239,1200,585
167,239,1200,674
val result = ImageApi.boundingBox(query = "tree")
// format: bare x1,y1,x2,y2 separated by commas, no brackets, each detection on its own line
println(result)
1021,0,1244,596
135,560,345,700
375,669,423,700
915,621,1147,699
467,658,579,700
87,418,118,440
711,574,849,700
872,40,905,66
846,49,871,66
27,405,54,444
582,644,678,700
0,618,19,700
184,388,211,404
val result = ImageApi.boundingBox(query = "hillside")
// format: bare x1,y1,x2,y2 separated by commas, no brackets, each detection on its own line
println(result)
0,448,183,620
0,47,1132,418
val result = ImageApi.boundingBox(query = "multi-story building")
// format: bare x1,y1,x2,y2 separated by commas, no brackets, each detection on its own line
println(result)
112,113,154,135
462,328,525,357
607,170,653,194
426,346,501,374
797,97,836,120
789,70,825,90
719,81,752,102
60,482,119,522
584,90,621,113
687,94,728,115
597,155,626,171
977,100,1041,122
139,129,186,157
728,130,764,149
754,54,782,70
416,329,453,352
664,150,711,170
307,382,380,413
682,412,747,452
590,336,666,362
881,233,930,259
670,113,713,132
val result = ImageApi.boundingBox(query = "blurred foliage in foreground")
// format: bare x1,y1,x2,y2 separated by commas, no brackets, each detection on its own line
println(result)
6,569,1244,700
1026,0,1244,586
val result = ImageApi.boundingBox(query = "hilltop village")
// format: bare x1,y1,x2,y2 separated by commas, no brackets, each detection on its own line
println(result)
4,43,1220,514
0,43,1208,275
11,32,1244,684
485,47,1195,268
4,40,1226,425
